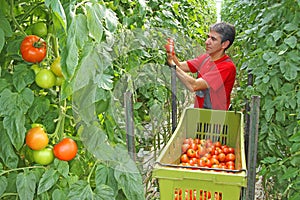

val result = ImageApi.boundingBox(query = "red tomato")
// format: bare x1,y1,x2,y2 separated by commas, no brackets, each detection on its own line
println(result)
226,153,236,162
20,35,47,63
187,149,196,158
211,157,219,165
228,147,235,154
180,154,189,163
218,153,226,162
214,141,222,148
181,143,190,153
190,143,198,151
53,138,78,161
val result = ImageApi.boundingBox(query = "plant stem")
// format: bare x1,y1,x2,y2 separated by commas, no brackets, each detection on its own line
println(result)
0,165,45,176
10,0,26,35
87,161,98,184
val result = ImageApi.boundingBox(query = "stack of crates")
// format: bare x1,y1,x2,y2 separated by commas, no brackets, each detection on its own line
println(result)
152,108,247,200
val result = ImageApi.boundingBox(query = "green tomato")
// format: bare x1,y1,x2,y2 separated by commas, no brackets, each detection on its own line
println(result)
55,76,64,86
35,69,56,89
33,148,54,165
31,22,48,38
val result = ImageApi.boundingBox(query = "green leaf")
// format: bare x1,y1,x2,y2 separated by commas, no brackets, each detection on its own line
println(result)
95,164,118,192
114,145,145,200
289,132,300,142
284,23,298,32
68,180,93,200
283,62,298,81
80,123,115,161
0,176,8,196
13,64,35,92
0,28,4,53
28,96,50,122
105,8,118,32
271,30,283,42
0,123,19,168
65,37,79,79
94,184,115,200
54,159,69,178
16,172,36,200
290,155,300,167
3,111,26,150
45,0,66,30
86,3,104,41
95,73,114,90
37,168,60,195
52,189,67,200
0,12,13,36
284,36,297,48
261,156,278,164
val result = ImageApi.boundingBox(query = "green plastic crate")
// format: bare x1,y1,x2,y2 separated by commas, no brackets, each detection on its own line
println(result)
153,108,247,200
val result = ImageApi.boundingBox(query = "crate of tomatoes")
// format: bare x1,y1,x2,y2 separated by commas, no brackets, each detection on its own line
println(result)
153,108,247,200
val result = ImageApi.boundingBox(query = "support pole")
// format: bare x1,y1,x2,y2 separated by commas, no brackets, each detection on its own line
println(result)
246,95,260,200
125,91,136,161
171,66,177,133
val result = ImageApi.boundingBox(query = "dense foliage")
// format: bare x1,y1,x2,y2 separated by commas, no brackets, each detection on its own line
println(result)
0,0,216,199
222,0,300,199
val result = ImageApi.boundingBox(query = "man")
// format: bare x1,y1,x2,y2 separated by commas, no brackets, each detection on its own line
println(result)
166,22,236,110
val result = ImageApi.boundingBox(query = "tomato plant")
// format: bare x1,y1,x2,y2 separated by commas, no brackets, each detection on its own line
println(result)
25,126,49,150
20,35,47,63
33,147,54,165
35,69,56,89
53,138,78,161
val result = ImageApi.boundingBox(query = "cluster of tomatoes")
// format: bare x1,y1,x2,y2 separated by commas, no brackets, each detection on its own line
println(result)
25,124,78,165
20,24,64,89
179,138,236,170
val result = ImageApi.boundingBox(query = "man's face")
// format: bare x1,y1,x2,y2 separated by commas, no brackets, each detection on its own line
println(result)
205,30,225,56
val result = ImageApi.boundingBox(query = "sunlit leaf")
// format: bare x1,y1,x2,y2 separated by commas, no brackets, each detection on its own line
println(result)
284,36,297,48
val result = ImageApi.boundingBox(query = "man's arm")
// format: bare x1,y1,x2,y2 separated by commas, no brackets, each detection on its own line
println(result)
175,64,209,92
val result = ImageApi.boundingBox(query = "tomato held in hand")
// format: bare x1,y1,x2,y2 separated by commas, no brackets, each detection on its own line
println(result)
20,35,47,63
26,126,49,150
53,138,78,161
33,148,54,165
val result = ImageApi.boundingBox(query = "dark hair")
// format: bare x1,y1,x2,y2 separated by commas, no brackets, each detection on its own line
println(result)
210,22,235,50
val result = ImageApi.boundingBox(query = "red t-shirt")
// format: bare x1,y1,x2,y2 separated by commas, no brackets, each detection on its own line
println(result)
187,54,236,110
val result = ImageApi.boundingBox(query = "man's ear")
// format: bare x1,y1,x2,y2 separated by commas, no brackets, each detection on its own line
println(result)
222,40,230,49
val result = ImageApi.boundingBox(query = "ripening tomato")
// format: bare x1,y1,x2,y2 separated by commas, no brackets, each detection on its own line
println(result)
25,126,49,150
50,57,63,77
20,35,47,63
53,138,78,161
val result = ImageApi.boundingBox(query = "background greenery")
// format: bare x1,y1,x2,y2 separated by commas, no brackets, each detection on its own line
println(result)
222,0,300,199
